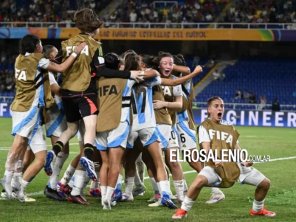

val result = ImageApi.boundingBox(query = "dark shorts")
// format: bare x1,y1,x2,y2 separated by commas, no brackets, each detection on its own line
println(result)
61,90,98,123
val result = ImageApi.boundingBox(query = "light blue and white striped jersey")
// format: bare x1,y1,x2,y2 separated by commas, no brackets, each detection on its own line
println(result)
131,76,161,131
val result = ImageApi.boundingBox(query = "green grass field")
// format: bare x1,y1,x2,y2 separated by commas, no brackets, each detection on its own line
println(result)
0,117,295,222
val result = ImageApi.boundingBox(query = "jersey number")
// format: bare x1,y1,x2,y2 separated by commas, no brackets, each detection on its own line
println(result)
131,87,146,114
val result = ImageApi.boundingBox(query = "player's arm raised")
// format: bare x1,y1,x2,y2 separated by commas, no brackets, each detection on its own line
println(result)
161,65,203,86
47,42,86,73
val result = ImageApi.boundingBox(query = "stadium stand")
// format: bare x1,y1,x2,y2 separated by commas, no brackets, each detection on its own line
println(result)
196,58,296,108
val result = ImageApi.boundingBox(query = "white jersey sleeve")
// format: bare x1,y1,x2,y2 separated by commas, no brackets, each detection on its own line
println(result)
198,125,210,144
39,58,50,69
173,84,182,97
48,72,58,86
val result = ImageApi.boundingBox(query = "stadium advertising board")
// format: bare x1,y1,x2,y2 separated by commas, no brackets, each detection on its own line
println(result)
1,28,296,41
193,109,296,127
0,102,295,127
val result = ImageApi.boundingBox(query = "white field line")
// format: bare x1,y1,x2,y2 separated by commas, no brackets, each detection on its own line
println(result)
25,155,296,197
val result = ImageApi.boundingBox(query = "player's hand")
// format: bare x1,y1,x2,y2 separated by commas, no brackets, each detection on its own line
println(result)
153,100,166,109
130,71,145,83
192,65,203,75
74,42,87,54
241,161,253,167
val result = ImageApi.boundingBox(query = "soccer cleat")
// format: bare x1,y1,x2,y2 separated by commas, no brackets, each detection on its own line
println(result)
89,188,101,198
250,208,276,217
132,185,145,197
17,190,36,203
148,200,161,207
68,195,89,205
147,193,161,203
80,157,97,181
57,182,72,199
161,192,177,209
44,150,55,176
44,186,65,201
112,188,122,202
120,193,134,202
205,192,225,204
172,209,188,219
0,189,9,200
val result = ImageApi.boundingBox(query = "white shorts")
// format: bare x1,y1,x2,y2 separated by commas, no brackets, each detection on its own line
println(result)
127,127,159,148
176,121,197,150
45,105,67,138
156,124,179,149
96,121,130,151
199,165,266,187
11,106,46,154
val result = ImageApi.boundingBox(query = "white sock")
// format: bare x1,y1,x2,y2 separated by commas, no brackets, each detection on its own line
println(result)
20,179,30,196
115,174,123,190
12,172,22,190
125,177,135,196
183,179,188,193
150,177,159,194
181,196,195,212
3,170,13,195
158,180,171,197
173,180,185,201
82,173,90,194
60,164,75,185
49,152,69,189
70,170,86,196
100,185,107,206
106,186,115,203
252,199,264,212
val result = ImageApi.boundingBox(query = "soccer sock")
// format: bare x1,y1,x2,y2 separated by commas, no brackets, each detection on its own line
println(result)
60,164,75,185
181,196,195,212
115,174,123,190
70,170,85,196
100,186,107,206
158,180,171,197
106,186,115,203
173,180,185,202
211,187,223,195
20,179,30,197
125,177,135,196
53,141,64,156
3,170,13,195
150,177,159,194
183,179,188,193
49,152,69,190
11,172,22,191
252,199,265,212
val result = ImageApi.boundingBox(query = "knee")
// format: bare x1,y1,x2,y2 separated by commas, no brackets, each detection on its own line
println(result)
258,178,270,190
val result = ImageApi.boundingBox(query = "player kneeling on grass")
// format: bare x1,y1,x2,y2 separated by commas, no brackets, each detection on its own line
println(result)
172,96,276,219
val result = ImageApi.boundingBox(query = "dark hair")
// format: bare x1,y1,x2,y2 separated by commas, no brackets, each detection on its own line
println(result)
43,45,55,59
124,53,141,71
207,96,223,107
154,51,173,66
74,8,103,33
173,54,186,66
19,34,40,55
104,52,120,70
140,54,156,69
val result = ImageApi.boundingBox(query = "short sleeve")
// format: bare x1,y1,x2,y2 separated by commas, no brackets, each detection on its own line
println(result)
146,76,161,87
39,58,50,69
198,125,211,144
173,84,182,97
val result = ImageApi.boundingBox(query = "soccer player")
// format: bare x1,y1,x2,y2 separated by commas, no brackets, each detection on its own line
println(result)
1,34,85,202
173,54,225,204
42,45,69,201
172,96,276,219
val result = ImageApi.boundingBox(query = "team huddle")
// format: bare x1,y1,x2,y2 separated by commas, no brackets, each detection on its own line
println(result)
1,8,275,219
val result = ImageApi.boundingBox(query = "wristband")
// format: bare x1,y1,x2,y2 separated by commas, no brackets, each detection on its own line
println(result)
71,52,78,58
